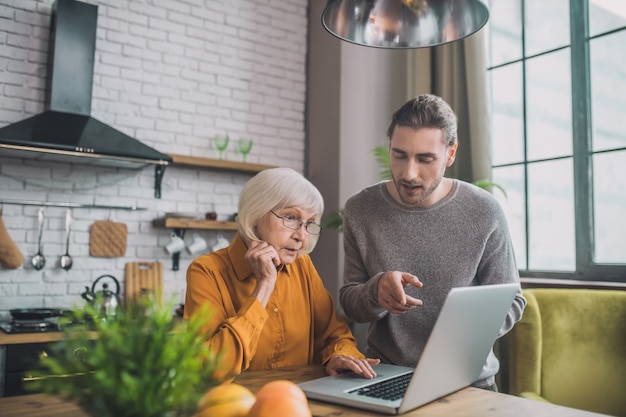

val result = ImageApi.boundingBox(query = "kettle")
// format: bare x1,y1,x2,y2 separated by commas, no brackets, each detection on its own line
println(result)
81,274,121,319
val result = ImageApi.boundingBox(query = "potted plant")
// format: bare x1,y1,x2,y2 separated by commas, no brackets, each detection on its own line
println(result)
30,297,220,417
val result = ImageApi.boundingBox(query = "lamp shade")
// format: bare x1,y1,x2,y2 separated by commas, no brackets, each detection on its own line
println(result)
321,0,489,49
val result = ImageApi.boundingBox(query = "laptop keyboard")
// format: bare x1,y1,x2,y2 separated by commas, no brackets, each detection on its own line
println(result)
349,372,412,401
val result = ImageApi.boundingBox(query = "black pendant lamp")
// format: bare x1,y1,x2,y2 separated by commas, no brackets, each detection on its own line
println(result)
321,0,490,49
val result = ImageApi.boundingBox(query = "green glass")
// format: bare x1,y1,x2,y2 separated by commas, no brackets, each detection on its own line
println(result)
213,134,229,160
238,138,253,162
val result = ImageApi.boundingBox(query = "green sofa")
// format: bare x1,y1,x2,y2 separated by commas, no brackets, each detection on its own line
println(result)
504,288,626,416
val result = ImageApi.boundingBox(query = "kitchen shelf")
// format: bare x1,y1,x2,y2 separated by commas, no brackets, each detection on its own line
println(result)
152,217,238,231
155,154,270,268
152,217,237,271
168,153,275,173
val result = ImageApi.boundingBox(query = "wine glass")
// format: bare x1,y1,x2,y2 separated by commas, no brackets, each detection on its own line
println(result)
213,134,229,160
238,137,253,163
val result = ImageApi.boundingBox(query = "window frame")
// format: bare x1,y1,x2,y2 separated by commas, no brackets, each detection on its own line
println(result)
488,0,626,283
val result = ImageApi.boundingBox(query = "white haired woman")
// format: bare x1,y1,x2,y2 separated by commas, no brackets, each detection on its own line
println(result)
185,167,379,380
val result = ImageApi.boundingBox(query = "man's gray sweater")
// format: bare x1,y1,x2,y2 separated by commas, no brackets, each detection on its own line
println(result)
340,179,526,388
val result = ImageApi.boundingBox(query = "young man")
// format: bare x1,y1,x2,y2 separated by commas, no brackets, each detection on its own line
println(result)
339,94,526,390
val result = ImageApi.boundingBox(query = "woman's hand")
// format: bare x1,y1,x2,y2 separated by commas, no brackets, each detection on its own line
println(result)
325,356,381,379
246,240,281,306
246,240,281,280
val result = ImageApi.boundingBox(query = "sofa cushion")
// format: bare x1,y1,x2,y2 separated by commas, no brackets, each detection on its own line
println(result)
507,288,626,417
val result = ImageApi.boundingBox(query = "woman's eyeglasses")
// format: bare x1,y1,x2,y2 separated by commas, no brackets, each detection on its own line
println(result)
270,210,322,235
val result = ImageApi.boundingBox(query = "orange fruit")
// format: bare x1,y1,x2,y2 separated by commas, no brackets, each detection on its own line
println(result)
247,380,311,417
254,380,308,403
247,395,311,417
194,382,256,417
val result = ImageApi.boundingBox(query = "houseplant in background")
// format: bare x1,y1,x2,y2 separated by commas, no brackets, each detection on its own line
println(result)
30,296,221,417
322,145,506,231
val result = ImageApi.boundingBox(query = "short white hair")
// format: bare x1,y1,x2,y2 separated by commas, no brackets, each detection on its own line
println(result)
237,167,324,254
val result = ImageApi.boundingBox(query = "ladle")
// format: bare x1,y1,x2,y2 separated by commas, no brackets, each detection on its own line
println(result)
31,208,46,270
60,209,73,270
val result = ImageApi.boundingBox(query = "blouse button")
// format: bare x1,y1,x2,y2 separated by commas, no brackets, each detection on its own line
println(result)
273,307,279,313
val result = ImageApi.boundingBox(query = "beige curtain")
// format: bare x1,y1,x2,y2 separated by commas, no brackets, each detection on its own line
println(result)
407,30,491,183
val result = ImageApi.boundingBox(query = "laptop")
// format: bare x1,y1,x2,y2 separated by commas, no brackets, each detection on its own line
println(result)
298,283,519,415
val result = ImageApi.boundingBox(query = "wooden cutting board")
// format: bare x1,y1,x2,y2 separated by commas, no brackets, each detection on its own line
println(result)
124,262,163,306
90,220,127,257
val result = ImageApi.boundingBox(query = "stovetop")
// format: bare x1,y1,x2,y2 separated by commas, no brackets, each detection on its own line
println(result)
0,319,62,334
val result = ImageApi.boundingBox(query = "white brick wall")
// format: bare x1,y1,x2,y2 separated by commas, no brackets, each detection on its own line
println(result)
0,0,308,317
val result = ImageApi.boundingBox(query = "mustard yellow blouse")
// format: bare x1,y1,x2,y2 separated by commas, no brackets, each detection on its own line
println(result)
185,233,363,377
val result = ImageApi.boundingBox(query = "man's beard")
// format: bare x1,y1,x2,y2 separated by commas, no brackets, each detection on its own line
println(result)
392,174,443,207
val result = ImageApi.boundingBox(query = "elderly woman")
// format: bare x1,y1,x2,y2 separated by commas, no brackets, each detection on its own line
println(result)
185,167,379,379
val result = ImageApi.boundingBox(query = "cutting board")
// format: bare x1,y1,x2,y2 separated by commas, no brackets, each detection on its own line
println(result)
90,220,128,257
124,262,163,306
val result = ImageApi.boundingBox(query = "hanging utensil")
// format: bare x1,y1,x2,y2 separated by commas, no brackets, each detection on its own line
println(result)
60,209,73,270
31,208,46,270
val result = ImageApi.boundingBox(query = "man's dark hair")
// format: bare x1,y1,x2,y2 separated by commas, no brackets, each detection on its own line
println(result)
387,94,458,147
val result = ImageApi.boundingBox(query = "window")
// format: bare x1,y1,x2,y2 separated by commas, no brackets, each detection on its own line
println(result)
487,0,626,282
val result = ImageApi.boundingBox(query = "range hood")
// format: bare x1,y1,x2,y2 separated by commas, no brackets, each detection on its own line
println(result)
0,0,172,170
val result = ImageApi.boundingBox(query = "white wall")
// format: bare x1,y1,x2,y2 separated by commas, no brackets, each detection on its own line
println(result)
305,1,410,327
336,44,410,349
0,0,308,316
339,44,410,209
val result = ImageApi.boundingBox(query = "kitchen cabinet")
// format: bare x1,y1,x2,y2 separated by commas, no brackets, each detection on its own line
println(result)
1,342,50,397
0,340,92,397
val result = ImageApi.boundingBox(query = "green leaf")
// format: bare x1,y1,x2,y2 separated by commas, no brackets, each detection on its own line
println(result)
372,145,392,180
30,297,220,417
473,179,508,198
322,208,344,232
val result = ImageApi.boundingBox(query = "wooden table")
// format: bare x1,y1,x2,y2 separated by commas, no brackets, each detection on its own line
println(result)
0,365,611,417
